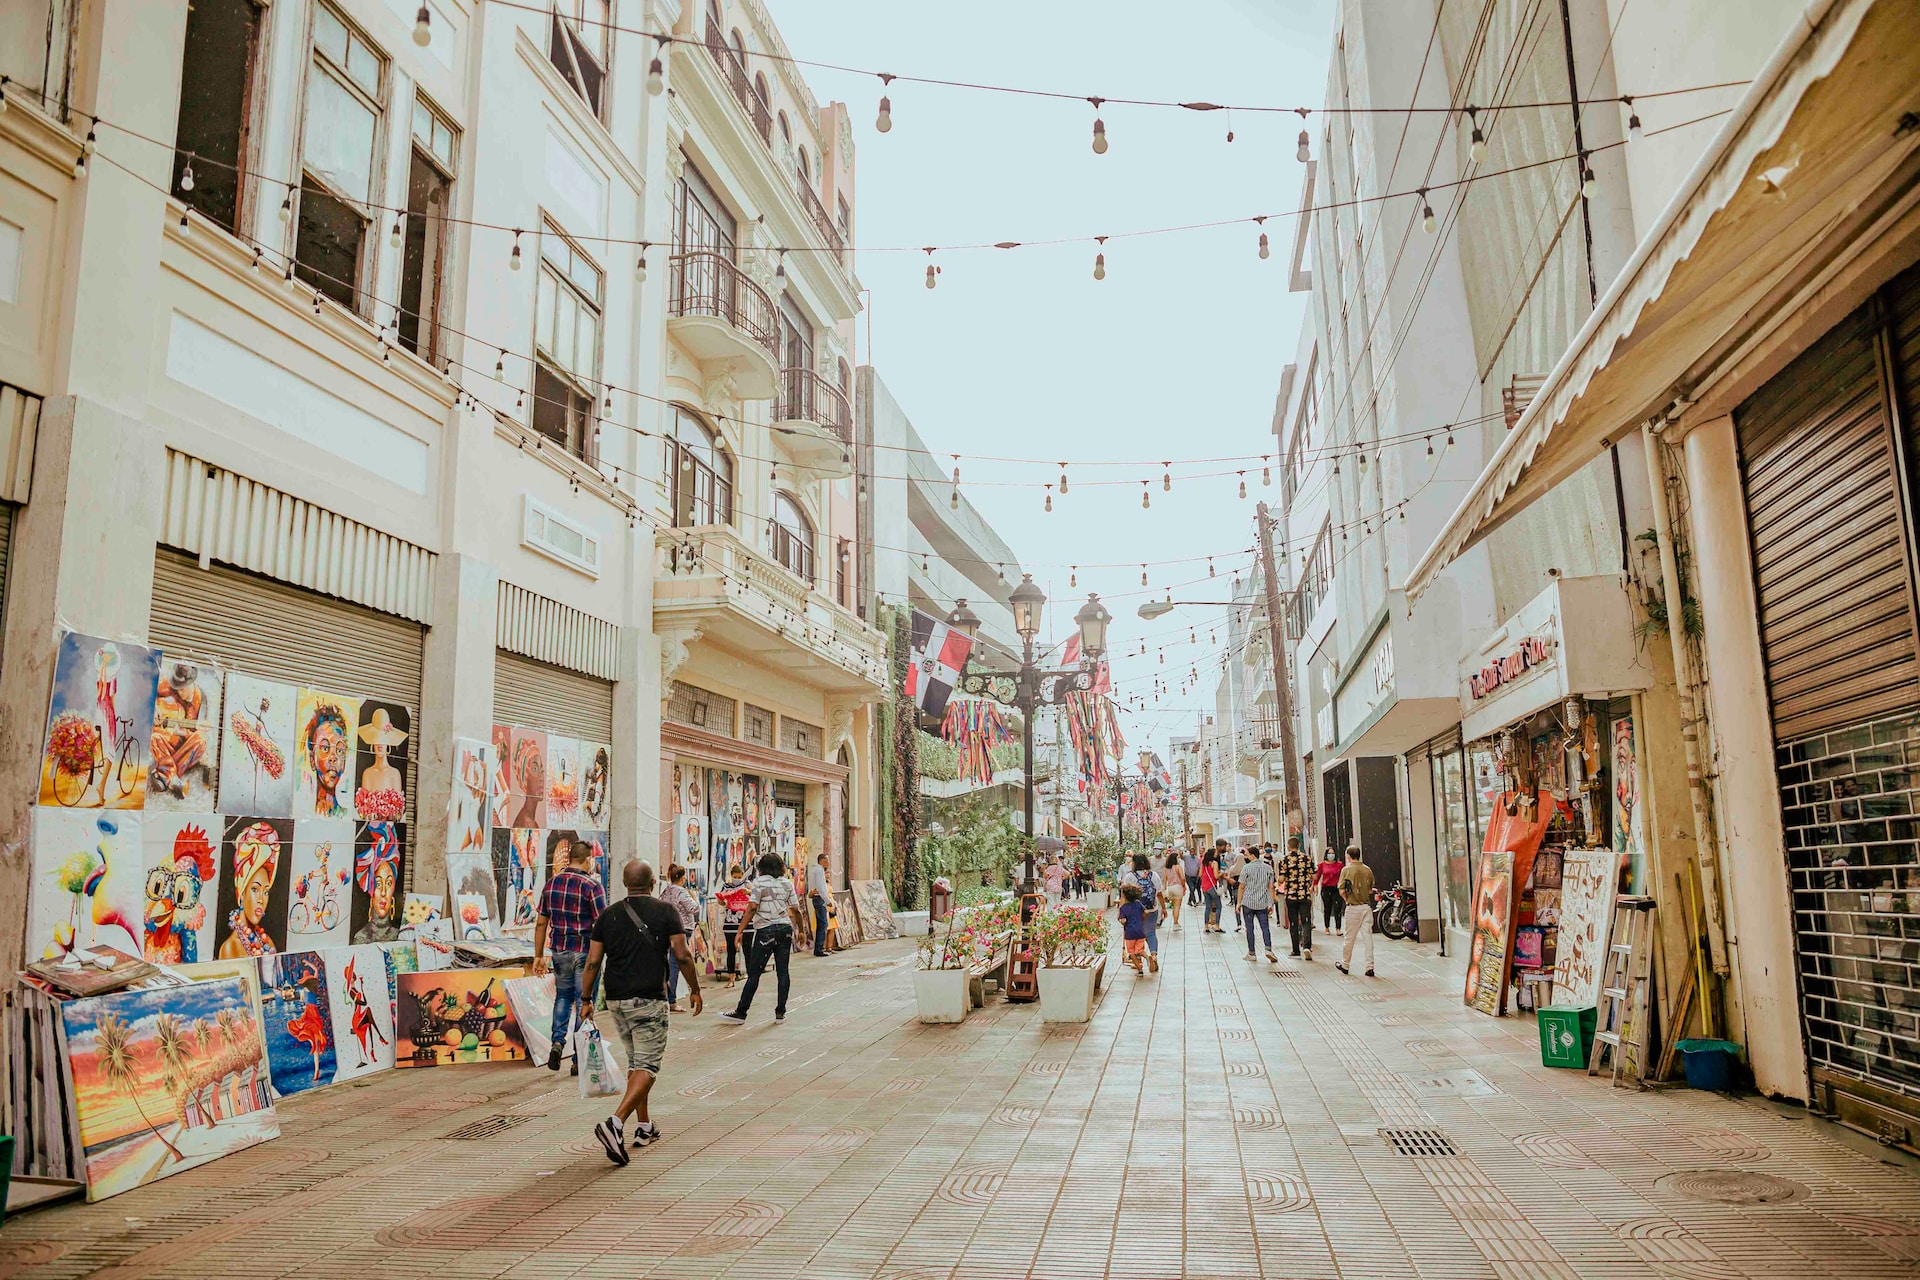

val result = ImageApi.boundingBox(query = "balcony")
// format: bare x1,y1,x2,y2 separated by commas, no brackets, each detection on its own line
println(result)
703,23,772,145
1238,714,1286,778
792,174,845,263
772,367,854,482
667,250,780,399
654,525,887,694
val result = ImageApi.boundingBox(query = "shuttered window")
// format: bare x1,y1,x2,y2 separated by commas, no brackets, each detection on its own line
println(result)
1737,303,1920,741
493,649,613,741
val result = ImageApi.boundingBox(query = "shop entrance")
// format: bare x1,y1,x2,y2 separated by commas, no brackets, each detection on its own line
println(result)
1321,761,1352,857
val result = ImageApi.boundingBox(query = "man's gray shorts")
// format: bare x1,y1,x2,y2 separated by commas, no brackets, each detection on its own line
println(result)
606,997,669,1075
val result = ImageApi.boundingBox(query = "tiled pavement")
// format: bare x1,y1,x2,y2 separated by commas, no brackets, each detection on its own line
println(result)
6,916,1920,1279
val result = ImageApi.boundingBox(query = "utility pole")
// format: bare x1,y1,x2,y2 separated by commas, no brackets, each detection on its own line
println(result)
1254,502,1302,832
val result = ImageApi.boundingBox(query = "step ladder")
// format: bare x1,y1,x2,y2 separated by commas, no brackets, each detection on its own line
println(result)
1589,895,1657,1086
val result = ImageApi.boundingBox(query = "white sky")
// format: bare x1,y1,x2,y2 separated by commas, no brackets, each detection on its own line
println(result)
774,0,1336,762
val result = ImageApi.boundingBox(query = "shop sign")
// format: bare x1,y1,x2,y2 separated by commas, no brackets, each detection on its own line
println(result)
1468,634,1554,701
1237,811,1261,833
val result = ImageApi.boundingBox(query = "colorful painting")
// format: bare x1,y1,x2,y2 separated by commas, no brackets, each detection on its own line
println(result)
580,740,612,828
677,813,709,868
1612,716,1642,890
29,809,144,961
851,879,900,942
726,774,745,867
61,977,277,1201
454,894,494,939
285,819,353,951
833,889,863,947
352,701,410,822
400,893,443,940
394,969,529,1067
1464,849,1514,1016
507,728,548,828
489,723,514,828
214,816,293,960
1553,847,1619,1008
707,769,730,839
294,688,360,820
506,828,543,926
259,951,335,1097
544,828,588,882
546,736,581,822
351,820,405,944
219,674,296,816
140,815,218,964
446,851,500,912
39,631,160,810
146,655,223,811
447,737,491,853
575,829,611,895
681,767,705,825
773,808,796,861
325,944,394,1080
413,917,456,971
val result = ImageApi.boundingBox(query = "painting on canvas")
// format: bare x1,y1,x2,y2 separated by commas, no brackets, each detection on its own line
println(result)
324,944,394,1081
139,815,218,964
350,820,405,944
146,655,223,812
293,688,361,820
506,727,548,828
394,969,528,1067
352,701,410,822
1553,848,1620,1008
214,816,293,960
1464,849,1514,1016
219,674,297,817
566,829,610,895
29,809,144,961
413,917,456,972
285,819,353,951
39,631,160,810
61,976,277,1201
579,740,612,828
677,813,709,868
546,736,581,823
259,951,335,1098
446,851,499,911
453,894,493,939
851,879,900,942
501,973,558,1063
489,724,514,828
447,737,491,853
505,828,543,926
400,893,443,940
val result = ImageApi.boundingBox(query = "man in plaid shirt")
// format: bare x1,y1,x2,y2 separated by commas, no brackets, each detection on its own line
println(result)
533,837,608,1072
1277,835,1318,961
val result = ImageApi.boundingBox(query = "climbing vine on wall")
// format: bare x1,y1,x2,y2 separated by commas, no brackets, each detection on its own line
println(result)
887,605,921,909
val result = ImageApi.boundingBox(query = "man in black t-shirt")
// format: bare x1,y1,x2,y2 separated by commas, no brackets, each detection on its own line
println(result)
582,860,700,1166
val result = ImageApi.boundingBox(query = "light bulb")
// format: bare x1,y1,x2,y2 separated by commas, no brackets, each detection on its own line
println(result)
1093,251,1105,281
1045,490,1053,512
412,5,432,46
1092,117,1108,155
876,95,892,133
1141,486,1150,509
1581,161,1597,199
1141,567,1148,587
389,217,402,248
73,152,86,178
1070,569,1077,588
1426,437,1434,456
510,232,522,270
179,159,195,193
178,213,189,237
924,263,936,289
646,58,665,96
635,253,648,284
774,252,786,286
1238,477,1247,499
1625,97,1642,140
83,126,96,155
1059,467,1069,494
1296,129,1310,163
1258,232,1270,260
1470,128,1487,163
279,193,292,221
950,486,959,510
1163,468,1171,492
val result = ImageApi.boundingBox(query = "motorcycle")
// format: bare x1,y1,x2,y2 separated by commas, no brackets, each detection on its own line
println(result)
1372,882,1420,941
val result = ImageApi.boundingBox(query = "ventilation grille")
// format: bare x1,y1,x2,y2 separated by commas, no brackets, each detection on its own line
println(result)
1381,1127,1457,1157
442,1114,533,1141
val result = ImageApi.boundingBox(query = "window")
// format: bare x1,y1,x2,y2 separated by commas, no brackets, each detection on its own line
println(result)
296,4,386,313
673,162,736,256
1284,350,1319,508
778,294,813,373
836,194,851,247
397,96,456,362
549,1,610,118
523,496,602,576
667,406,733,527
172,0,262,234
796,146,810,189
533,220,602,459
770,492,815,583
778,111,791,148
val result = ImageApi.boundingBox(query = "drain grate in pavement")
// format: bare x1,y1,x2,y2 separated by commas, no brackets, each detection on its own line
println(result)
441,1114,532,1141
1381,1127,1458,1157
1654,1169,1808,1205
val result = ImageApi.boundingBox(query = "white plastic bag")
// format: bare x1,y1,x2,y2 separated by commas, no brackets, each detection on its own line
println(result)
575,1023,625,1099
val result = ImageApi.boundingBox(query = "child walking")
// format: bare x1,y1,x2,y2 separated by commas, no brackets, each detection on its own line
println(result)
1118,882,1151,976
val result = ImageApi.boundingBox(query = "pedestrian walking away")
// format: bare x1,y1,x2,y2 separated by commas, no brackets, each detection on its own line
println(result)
1182,844,1202,906
717,863,752,984
1317,847,1346,932
586,859,701,1165
1277,835,1316,961
806,852,832,957
1238,847,1277,962
1199,849,1224,931
1043,856,1067,905
1336,845,1377,977
1118,881,1152,975
1128,853,1163,972
1160,850,1185,927
657,863,703,1011
1220,840,1242,930
720,853,807,1023
530,836,607,1072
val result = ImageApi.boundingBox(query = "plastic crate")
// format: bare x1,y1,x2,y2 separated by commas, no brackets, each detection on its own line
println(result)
1538,1004,1598,1069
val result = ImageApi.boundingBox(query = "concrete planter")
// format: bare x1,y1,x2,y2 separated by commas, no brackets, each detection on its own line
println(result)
914,969,970,1023
1038,966,1096,1023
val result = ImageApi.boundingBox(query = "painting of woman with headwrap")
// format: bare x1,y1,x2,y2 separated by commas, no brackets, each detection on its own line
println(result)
216,817,292,958
351,821,405,944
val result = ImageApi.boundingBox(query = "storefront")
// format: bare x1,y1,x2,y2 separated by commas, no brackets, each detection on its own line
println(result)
1452,575,1651,1016
1407,729,1502,952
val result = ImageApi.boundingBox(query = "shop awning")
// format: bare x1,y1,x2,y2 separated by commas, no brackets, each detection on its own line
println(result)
1407,0,1920,600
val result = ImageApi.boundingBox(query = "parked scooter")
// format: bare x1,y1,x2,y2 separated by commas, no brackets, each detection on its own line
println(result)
1372,882,1420,940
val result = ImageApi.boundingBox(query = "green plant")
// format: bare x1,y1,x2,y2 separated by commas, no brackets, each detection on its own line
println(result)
1032,903,1110,967
1633,529,1705,645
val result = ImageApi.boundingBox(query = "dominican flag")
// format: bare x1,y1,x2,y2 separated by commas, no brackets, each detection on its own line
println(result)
1145,751,1171,793
1057,634,1112,694
907,608,973,718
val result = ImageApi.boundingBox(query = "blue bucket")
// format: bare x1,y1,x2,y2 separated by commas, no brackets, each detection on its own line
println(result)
1676,1038,1741,1091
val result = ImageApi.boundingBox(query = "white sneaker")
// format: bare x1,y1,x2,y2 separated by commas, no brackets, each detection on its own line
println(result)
594,1116,629,1166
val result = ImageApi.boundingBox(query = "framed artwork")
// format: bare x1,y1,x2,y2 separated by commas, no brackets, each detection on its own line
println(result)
507,827,543,926
259,951,336,1098
29,809,144,961
146,654,223,811
577,829,611,895
488,724,514,828
454,894,494,939
833,889,863,948
447,737,491,853
285,819,354,951
40,631,160,810
677,813,709,868
325,944,395,1080
546,736,581,823
61,976,277,1201
352,701,410,822
395,969,528,1067
214,816,293,960
1553,847,1620,1007
1464,849,1514,1016
140,815,219,964
580,741,612,828
850,879,899,942
351,821,406,944
219,674,297,817
293,689,361,820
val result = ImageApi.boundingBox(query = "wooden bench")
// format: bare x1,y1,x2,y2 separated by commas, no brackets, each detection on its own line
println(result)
967,932,1015,1009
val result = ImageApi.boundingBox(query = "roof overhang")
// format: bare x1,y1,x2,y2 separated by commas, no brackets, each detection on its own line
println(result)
1407,0,1920,599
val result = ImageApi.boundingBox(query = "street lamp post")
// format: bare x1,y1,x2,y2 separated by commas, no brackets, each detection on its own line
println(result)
946,578,1112,1003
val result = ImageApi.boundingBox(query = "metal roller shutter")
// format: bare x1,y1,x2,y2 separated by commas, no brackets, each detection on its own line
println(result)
148,549,424,826
493,649,614,741
1736,304,1920,741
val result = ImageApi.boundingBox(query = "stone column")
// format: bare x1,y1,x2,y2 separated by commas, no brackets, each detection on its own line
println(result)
412,551,499,898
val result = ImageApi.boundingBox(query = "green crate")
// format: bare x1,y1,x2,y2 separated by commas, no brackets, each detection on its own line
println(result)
1537,1005,1598,1069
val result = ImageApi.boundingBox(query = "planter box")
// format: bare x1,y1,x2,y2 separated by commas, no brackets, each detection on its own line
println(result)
914,968,970,1023
1039,965,1097,1023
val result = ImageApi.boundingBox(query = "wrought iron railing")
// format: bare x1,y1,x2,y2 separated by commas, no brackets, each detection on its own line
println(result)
702,23,772,144
667,250,780,361
775,367,851,439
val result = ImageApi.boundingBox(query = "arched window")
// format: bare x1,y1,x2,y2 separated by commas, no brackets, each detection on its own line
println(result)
837,358,852,397
753,72,770,110
777,111,791,146
667,405,733,527
796,146,810,188
770,491,814,583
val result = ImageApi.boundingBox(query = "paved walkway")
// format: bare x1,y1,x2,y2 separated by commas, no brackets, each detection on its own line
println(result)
6,914,1920,1279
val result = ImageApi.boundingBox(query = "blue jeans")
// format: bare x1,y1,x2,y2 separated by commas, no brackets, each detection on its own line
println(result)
1144,914,1160,956
811,895,830,955
551,949,586,1053
734,924,793,1019
1203,889,1222,928
1244,907,1272,955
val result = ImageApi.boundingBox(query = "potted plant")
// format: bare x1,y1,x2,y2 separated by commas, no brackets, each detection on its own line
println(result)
1034,904,1109,1023
914,915,976,1023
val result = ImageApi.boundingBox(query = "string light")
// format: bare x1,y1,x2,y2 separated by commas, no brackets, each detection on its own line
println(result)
1162,464,1171,492
1467,106,1487,162
1070,567,1077,588
1420,188,1436,233
1044,485,1053,512
875,74,895,133
1624,96,1643,140
646,37,667,95
1090,98,1108,154
1140,482,1150,509
509,229,523,270
924,248,937,289
1093,236,1107,280
1208,557,1215,578
1141,566,1148,587
412,4,432,46
178,213,190,237
178,155,195,192
1580,154,1598,199
635,247,648,284
389,216,403,248
279,193,292,222
1256,215,1270,260
72,151,86,178
1296,129,1310,162
1425,436,1433,455
1262,458,1271,485
774,250,787,287
1237,473,1247,499
1059,465,1069,494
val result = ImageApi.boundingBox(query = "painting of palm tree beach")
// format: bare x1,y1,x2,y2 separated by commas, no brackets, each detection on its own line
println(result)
60,976,279,1200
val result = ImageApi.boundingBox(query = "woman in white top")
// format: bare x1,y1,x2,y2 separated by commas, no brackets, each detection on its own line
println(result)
718,852,806,1025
